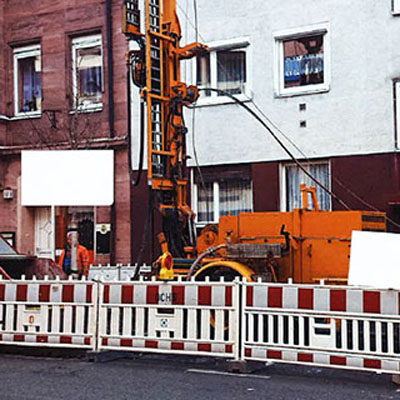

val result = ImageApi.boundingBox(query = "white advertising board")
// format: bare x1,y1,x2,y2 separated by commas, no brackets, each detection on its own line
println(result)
21,150,114,206
348,230,400,290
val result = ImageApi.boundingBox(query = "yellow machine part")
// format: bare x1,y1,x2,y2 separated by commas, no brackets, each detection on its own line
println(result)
194,260,256,281
158,251,174,280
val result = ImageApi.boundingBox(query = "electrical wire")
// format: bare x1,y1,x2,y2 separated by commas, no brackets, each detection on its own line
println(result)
191,103,212,223
249,100,400,229
199,87,351,211
178,2,345,211
193,0,199,43
134,189,154,272
178,4,400,229
189,0,211,223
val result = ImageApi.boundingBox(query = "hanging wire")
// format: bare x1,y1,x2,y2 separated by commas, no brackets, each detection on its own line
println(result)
177,3,400,229
193,0,199,43
189,0,212,223
177,3,341,206
199,87,351,211
179,3,348,210
249,100,400,229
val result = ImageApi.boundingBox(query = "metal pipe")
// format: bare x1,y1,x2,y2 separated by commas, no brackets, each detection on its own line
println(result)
106,0,116,264
106,0,115,138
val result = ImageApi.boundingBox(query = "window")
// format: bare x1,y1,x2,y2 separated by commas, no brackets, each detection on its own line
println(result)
72,35,103,110
195,37,250,105
0,232,16,248
281,162,331,211
274,23,330,96
13,44,42,116
394,0,400,14
194,179,253,225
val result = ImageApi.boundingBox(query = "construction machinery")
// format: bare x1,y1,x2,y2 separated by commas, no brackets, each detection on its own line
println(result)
123,0,386,283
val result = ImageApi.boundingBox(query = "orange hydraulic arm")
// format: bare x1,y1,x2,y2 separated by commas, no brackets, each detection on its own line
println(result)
123,0,207,257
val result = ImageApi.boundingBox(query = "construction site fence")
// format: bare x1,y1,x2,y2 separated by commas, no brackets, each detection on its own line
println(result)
0,276,96,350
97,278,239,358
1,276,400,376
242,281,400,375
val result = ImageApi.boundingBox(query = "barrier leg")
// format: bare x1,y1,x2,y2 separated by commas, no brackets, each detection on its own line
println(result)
226,359,248,373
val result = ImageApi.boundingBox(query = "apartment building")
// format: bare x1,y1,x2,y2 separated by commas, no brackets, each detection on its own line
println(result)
0,0,133,264
168,0,400,233
2,0,400,268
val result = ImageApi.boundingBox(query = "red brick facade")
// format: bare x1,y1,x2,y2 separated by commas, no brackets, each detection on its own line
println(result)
0,0,132,263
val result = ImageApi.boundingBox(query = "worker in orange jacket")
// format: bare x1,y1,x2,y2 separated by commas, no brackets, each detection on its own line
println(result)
58,231,90,277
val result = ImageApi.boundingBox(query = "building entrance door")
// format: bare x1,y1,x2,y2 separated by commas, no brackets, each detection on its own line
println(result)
34,206,55,260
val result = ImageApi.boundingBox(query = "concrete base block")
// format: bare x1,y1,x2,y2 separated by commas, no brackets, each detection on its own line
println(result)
226,360,248,373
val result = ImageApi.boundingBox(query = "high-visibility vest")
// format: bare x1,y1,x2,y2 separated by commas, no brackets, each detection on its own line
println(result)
58,245,90,276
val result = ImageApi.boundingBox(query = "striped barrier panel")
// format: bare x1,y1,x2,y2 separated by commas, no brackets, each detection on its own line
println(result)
0,277,97,349
242,281,400,375
97,278,239,358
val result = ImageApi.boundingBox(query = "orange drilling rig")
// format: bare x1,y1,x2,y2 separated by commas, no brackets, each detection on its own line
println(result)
123,0,386,284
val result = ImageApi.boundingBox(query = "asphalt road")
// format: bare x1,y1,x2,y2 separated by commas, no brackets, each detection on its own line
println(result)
0,352,399,400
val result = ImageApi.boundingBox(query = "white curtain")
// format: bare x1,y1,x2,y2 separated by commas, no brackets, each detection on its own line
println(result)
77,46,102,102
219,179,252,217
286,163,330,211
197,182,214,223
217,50,246,95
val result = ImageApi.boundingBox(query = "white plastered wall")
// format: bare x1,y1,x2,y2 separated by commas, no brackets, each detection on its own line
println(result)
165,0,400,167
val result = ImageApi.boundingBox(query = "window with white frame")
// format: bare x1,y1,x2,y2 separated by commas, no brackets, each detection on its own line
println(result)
72,35,103,109
194,178,253,225
281,162,331,211
274,23,330,96
13,44,42,115
195,38,250,104
394,0,400,14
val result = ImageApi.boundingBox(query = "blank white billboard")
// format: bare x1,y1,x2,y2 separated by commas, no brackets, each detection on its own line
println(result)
21,150,114,206
349,230,400,290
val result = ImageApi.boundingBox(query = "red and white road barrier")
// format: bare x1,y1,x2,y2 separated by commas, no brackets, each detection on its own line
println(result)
243,281,400,374
1,275,400,377
0,277,97,349
97,277,239,358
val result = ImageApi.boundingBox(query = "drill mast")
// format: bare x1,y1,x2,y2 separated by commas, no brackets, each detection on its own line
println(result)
124,0,207,257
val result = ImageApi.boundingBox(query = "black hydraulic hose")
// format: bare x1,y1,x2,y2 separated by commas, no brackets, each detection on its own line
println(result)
199,88,350,211
106,0,116,264
187,244,227,279
133,189,154,278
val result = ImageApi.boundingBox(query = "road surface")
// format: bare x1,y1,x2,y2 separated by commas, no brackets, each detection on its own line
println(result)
0,352,398,400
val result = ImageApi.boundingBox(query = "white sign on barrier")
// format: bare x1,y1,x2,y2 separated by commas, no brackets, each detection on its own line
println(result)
158,287,173,305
